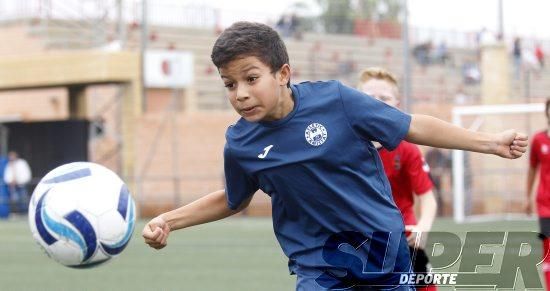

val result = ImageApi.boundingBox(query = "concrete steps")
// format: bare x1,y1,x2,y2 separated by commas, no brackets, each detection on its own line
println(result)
20,20,550,107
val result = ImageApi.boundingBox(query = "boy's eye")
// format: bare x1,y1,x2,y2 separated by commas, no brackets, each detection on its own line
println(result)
247,76,258,83
224,83,235,89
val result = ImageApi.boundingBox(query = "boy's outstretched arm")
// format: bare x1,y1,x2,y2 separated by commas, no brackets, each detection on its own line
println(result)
142,189,252,249
406,114,528,159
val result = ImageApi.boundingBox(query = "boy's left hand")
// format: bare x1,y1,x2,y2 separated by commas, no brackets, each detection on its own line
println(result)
494,129,528,159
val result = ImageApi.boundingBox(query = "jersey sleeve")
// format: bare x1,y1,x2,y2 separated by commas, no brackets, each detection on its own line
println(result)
338,82,411,151
224,143,259,210
404,144,433,195
529,135,540,168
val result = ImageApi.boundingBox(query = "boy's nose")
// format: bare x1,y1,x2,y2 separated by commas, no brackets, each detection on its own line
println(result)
236,87,249,101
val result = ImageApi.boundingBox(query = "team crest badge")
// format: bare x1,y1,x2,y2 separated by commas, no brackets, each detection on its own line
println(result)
305,123,328,146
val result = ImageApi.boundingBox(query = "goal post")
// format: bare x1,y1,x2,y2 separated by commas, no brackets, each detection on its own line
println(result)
452,103,545,223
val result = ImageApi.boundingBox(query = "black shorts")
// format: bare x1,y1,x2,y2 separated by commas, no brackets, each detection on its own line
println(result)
409,246,431,273
539,218,550,240
409,246,436,287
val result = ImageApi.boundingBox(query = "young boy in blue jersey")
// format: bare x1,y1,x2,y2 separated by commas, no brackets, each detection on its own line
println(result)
142,22,528,290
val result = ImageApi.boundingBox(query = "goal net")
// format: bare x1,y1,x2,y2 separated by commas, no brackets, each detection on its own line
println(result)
452,103,545,223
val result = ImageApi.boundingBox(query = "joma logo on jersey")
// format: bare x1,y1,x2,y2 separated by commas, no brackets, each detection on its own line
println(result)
305,123,328,146
258,145,274,159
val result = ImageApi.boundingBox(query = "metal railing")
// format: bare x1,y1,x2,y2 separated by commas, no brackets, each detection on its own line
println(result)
3,0,549,50
0,0,218,28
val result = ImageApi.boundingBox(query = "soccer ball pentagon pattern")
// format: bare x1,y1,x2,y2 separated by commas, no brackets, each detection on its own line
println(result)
28,162,136,268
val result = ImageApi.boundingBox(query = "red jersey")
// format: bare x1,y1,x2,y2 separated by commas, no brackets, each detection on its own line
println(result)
530,131,550,217
535,46,544,61
378,141,433,226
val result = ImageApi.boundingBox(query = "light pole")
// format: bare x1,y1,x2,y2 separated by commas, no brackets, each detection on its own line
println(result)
401,0,411,113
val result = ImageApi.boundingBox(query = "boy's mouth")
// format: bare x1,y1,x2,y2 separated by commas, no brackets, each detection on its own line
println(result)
241,106,258,115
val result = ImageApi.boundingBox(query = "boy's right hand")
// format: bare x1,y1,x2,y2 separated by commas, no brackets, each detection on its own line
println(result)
494,129,528,159
142,215,171,250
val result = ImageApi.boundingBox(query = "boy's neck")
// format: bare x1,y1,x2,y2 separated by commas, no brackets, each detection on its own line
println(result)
267,86,294,122
282,86,295,116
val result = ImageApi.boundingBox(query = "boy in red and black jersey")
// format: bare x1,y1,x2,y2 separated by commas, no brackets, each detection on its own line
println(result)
358,67,438,291
527,98,550,289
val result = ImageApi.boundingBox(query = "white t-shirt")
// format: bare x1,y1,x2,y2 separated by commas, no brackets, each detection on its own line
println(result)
4,159,31,185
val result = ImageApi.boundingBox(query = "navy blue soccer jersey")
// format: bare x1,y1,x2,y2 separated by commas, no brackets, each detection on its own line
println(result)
224,80,413,288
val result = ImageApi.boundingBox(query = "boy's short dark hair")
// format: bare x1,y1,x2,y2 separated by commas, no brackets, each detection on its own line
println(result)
211,22,290,81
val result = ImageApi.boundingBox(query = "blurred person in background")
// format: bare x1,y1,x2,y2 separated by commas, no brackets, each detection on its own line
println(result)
275,13,299,39
535,43,545,69
3,151,31,214
433,41,451,66
0,155,9,218
425,147,451,217
513,37,522,79
358,67,438,291
523,47,542,74
526,98,550,289
461,60,481,85
412,40,432,66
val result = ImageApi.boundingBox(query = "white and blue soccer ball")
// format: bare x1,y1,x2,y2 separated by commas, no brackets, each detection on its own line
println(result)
28,162,136,268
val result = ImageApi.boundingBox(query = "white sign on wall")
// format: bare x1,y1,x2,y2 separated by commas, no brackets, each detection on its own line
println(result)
145,50,194,88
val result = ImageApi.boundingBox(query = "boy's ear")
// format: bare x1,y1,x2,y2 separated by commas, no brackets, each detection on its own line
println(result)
278,64,291,86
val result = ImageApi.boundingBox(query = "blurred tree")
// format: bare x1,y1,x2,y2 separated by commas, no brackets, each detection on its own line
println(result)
316,0,402,34
317,0,354,34
356,0,402,21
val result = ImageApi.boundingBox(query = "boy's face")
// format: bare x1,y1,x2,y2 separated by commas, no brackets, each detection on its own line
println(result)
219,56,291,122
359,78,399,108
